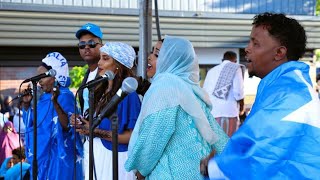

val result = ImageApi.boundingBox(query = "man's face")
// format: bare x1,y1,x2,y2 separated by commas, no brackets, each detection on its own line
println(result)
78,34,102,66
245,25,283,79
37,66,55,93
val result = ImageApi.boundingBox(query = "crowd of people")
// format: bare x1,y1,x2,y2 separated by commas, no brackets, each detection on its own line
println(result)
0,12,319,179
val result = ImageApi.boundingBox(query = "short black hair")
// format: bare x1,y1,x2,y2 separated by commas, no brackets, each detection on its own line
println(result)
223,51,237,60
252,12,306,60
12,147,26,160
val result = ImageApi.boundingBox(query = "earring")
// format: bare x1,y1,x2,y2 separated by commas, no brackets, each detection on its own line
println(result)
116,67,119,70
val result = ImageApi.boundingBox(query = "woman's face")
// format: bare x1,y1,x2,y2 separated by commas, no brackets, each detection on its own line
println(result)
147,41,163,78
98,52,118,76
37,66,55,93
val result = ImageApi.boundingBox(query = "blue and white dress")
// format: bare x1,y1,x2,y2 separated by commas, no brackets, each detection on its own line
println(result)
125,36,229,180
23,87,83,180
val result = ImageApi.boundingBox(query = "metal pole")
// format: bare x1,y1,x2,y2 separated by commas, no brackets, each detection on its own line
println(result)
137,0,152,78
111,114,119,180
89,88,95,180
32,81,38,180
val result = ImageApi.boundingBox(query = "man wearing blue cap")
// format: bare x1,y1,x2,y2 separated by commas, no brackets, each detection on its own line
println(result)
75,23,103,115
75,23,103,179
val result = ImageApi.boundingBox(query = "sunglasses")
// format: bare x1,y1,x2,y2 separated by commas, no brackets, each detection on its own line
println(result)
78,40,101,49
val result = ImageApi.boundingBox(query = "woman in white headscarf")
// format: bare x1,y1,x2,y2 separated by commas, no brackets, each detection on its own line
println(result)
22,52,83,180
125,36,229,179
71,42,141,180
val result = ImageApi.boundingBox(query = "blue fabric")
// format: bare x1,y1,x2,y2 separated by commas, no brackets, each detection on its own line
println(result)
125,103,228,179
99,92,141,152
4,162,30,180
24,87,83,180
0,157,11,177
214,61,320,179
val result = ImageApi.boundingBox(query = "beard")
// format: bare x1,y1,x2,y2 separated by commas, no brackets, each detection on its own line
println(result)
248,71,254,78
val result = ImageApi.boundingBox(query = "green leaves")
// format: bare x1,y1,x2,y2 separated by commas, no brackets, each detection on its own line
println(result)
317,0,320,15
314,49,320,62
70,65,88,88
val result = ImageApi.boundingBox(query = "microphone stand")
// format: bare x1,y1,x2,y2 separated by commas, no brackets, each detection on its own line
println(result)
88,87,95,180
111,114,119,180
92,111,119,180
31,80,38,179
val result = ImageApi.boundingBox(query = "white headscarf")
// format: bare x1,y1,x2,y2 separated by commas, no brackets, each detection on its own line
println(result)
42,52,70,87
137,36,218,145
100,42,136,69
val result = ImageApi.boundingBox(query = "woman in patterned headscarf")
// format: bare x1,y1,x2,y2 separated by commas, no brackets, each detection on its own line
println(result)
125,36,229,179
71,42,141,180
21,52,83,180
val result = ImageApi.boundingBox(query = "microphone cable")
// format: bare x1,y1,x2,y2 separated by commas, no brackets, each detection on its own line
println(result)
73,88,98,180
154,0,162,41
73,89,79,180
18,82,23,180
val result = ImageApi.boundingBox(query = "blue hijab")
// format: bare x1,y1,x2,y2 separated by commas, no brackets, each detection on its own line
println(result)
133,36,218,146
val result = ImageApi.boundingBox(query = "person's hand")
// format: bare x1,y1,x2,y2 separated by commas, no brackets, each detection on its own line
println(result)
200,150,216,177
75,118,90,136
239,109,245,116
21,87,33,104
200,156,210,177
135,76,151,96
70,113,88,135
51,85,60,102
70,114,83,126
135,171,145,180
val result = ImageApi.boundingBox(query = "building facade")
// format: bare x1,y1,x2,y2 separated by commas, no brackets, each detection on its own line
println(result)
0,0,319,104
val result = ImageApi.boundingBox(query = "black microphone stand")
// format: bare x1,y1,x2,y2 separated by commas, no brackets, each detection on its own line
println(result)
88,87,95,180
92,111,119,180
111,113,119,180
31,80,38,179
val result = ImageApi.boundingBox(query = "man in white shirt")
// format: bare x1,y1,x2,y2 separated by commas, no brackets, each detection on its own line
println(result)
75,23,103,115
75,23,105,179
203,51,244,137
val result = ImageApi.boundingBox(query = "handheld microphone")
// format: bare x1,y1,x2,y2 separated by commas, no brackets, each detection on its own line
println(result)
92,77,138,129
79,70,115,90
22,69,56,83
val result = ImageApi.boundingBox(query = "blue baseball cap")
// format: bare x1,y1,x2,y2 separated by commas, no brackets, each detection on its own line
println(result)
75,23,103,39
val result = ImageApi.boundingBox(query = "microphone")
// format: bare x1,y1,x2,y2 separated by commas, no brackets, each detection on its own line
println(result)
92,77,138,129
12,88,33,101
22,69,56,83
79,70,115,90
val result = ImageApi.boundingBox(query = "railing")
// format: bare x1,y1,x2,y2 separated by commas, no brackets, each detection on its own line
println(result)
0,0,316,15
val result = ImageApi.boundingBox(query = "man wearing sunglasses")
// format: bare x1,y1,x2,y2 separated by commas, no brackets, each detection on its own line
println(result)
75,23,103,115
75,23,104,180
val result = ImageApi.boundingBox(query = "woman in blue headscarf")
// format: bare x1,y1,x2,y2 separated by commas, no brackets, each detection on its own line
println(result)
22,52,83,180
125,36,229,179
